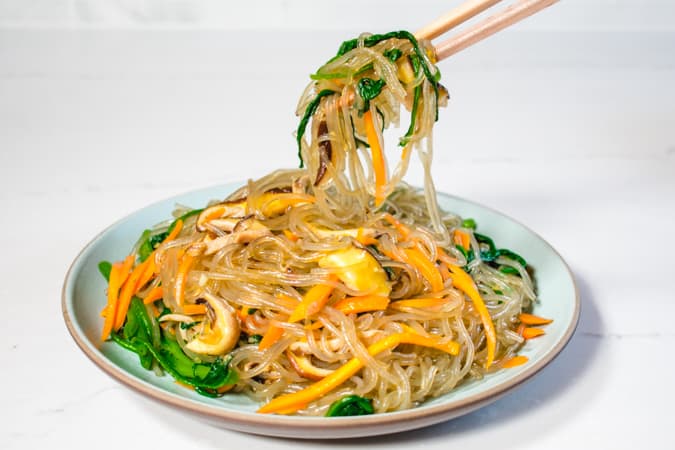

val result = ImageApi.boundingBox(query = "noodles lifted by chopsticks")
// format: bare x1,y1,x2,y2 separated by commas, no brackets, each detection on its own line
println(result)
98,31,549,417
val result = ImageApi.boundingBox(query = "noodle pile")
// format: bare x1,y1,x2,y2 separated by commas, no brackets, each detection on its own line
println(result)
101,32,539,416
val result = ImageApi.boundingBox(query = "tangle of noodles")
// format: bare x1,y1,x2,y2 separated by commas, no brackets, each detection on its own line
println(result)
101,31,542,416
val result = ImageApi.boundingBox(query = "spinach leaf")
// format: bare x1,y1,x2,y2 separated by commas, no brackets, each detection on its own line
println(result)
357,77,386,112
296,89,337,167
326,395,374,417
98,261,112,282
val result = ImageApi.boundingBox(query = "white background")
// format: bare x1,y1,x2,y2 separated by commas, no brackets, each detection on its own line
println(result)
2,1,674,449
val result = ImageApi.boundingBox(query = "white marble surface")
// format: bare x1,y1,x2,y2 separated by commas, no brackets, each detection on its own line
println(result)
2,15,675,450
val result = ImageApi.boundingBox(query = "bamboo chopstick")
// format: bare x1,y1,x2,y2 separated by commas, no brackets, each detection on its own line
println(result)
415,0,503,41
432,0,559,61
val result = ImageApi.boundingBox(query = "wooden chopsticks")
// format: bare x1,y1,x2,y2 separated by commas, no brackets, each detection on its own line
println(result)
415,0,559,61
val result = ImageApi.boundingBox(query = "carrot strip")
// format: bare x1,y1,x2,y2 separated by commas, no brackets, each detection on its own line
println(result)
174,253,195,307
522,327,546,339
283,229,299,242
356,228,378,246
114,258,151,330
259,320,287,351
165,219,184,242
502,355,529,368
384,214,411,240
183,304,207,315
403,247,444,292
118,254,136,286
518,313,553,326
391,297,447,309
447,264,496,368
333,295,390,315
363,110,387,206
453,229,471,250
288,275,338,323
257,331,459,414
142,286,163,304
101,262,123,341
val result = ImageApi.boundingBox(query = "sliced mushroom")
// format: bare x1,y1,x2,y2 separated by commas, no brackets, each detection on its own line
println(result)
286,350,333,380
196,200,247,232
318,246,391,296
185,294,240,356
314,121,333,186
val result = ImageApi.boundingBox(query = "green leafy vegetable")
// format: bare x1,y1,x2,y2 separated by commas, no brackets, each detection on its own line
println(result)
326,395,374,417
247,334,263,344
357,78,386,112
461,218,477,230
98,261,112,282
383,48,403,62
499,266,520,276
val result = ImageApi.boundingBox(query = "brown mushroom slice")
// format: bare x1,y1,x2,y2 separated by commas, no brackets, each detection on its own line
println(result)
314,121,333,186
196,200,248,232
204,219,272,255
185,294,240,356
286,350,333,381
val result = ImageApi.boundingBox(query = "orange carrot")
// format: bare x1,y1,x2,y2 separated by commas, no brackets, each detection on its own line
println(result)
363,110,387,206
391,297,447,309
333,295,390,314
453,229,471,250
518,313,553,326
259,321,287,351
384,214,410,240
356,228,378,246
288,275,338,323
142,286,163,304
522,327,546,339
118,254,136,286
114,258,151,330
502,355,529,368
283,229,299,242
182,304,207,315
403,247,444,292
258,330,459,414
447,264,496,368
101,262,123,341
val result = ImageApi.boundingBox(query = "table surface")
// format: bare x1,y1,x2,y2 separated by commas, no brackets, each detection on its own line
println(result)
2,25,674,449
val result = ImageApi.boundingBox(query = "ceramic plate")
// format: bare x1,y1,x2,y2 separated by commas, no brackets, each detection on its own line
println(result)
62,182,579,439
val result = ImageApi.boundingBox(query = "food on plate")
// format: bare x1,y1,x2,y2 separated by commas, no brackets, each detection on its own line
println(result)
97,31,551,416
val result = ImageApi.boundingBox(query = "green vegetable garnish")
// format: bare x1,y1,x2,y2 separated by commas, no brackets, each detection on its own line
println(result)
357,77,386,113
325,395,374,417
98,260,112,282
461,218,477,229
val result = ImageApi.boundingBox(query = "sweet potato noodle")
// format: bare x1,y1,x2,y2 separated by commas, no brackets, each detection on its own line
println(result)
100,32,539,416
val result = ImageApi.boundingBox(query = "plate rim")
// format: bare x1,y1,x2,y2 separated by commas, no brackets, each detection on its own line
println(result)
62,183,580,438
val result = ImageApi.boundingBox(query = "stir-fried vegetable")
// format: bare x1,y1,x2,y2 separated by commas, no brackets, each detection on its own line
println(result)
326,395,374,417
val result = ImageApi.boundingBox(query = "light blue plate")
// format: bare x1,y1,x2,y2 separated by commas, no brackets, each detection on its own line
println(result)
62,183,579,438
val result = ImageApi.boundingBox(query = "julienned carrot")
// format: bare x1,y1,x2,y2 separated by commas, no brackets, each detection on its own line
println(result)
174,253,195,307
288,275,338,323
518,313,553,326
384,214,411,240
333,295,390,314
356,228,378,246
257,330,460,414
114,258,151,330
101,262,123,341
453,229,471,250
142,286,163,304
118,254,136,286
363,110,387,206
283,229,299,242
259,321,287,351
447,264,496,368
112,219,185,330
502,355,528,368
522,327,546,339
183,304,207,315
391,297,447,309
403,247,444,292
